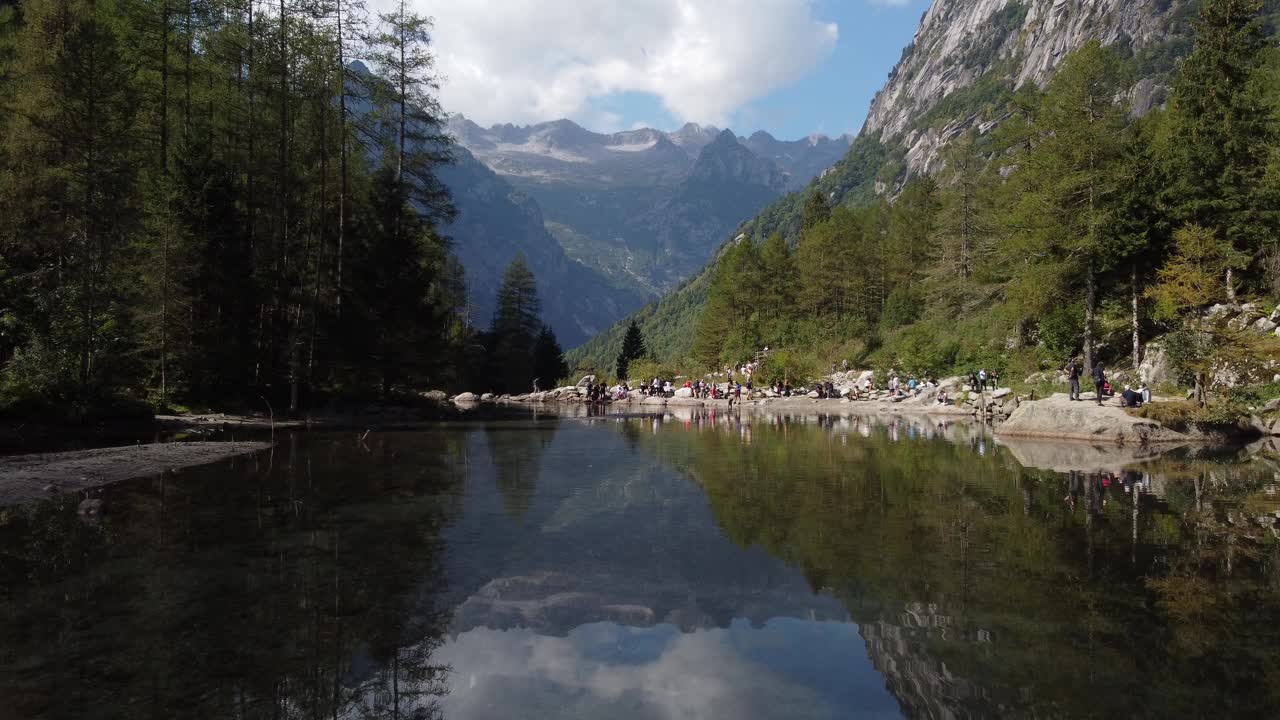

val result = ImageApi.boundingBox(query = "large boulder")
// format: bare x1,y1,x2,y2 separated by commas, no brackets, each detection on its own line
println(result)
453,392,478,404
992,388,1012,399
674,387,694,398
856,370,875,385
577,375,596,388
1207,303,1239,321
1138,341,1171,386
421,390,448,403
480,393,495,402
996,395,1191,444
1253,317,1278,334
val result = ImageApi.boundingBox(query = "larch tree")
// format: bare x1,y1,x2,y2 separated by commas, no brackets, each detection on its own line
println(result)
1003,41,1131,374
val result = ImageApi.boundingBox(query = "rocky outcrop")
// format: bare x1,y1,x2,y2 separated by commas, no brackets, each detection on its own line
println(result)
996,393,1234,444
864,0,1197,175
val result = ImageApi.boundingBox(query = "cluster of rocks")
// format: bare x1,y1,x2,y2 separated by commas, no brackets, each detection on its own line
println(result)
1211,301,1280,337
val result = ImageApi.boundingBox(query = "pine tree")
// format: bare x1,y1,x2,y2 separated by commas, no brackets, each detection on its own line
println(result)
886,176,939,290
757,232,796,328
614,319,647,381
532,325,568,390
368,0,452,220
2,0,142,393
796,207,861,317
1164,0,1276,297
489,255,542,393
933,131,992,284
801,188,831,233
693,239,761,368
1003,41,1131,373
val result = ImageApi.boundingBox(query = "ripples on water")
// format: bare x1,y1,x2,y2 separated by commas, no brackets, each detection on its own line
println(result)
2,409,1279,719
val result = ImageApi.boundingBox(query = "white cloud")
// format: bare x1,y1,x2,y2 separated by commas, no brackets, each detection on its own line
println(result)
432,622,847,719
371,0,837,128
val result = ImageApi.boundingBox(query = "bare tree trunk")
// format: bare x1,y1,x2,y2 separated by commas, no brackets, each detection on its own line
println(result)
396,0,406,188
1225,266,1236,303
335,0,348,313
161,225,169,403
247,0,260,384
183,0,192,139
160,0,170,173
1083,259,1097,376
1131,263,1141,371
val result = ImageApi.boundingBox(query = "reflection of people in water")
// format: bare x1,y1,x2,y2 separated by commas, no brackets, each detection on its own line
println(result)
1064,470,1082,511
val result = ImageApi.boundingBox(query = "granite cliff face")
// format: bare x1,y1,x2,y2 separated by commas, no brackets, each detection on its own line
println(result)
865,0,1197,175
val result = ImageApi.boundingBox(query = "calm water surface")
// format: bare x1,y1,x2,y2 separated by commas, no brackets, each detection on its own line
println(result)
2,410,1280,719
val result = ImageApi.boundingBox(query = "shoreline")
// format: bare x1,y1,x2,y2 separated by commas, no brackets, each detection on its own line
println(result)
0,441,272,507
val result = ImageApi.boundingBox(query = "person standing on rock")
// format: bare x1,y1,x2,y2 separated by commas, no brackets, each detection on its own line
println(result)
1092,363,1107,406
1065,359,1081,401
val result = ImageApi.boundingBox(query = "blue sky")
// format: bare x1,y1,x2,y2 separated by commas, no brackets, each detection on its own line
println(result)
596,1,930,139
416,0,931,142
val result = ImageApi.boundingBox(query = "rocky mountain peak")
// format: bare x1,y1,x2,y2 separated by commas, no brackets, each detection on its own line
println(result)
864,0,1198,175
687,130,785,190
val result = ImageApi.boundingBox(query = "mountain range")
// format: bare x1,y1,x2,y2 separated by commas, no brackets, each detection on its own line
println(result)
566,0,1221,370
439,115,851,345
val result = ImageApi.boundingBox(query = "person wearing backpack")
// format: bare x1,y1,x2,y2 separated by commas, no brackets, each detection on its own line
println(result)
1092,362,1106,406
1065,358,1081,401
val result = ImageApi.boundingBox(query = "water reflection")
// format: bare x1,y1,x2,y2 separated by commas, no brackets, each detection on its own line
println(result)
1,416,1279,718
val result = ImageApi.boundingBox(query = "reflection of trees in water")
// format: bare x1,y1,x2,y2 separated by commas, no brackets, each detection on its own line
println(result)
483,423,558,518
632,417,1280,718
0,432,469,719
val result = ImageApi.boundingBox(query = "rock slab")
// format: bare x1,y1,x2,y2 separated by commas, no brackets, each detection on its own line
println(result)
0,442,273,507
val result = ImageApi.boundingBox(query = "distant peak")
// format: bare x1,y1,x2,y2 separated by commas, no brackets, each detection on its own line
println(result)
547,118,586,131
749,130,775,142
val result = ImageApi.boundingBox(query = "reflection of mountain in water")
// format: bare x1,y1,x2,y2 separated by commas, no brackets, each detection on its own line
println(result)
445,420,849,637
861,616,994,720
630,414,1280,719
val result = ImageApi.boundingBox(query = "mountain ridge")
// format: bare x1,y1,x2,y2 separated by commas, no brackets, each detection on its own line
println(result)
566,0,1219,372
448,115,850,306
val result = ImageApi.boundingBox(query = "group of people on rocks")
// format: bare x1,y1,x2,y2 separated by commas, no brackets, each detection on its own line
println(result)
1064,358,1151,407
967,368,1001,391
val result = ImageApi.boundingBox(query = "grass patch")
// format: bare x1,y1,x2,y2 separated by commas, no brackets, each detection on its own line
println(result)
1128,401,1253,433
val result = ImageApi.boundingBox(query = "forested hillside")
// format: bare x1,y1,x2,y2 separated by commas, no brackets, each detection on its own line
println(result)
0,0,571,416
569,0,1280,405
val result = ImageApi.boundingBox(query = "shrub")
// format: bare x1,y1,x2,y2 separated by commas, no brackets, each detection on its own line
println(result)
624,358,680,385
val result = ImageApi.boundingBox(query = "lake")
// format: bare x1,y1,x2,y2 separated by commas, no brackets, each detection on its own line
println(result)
2,409,1279,719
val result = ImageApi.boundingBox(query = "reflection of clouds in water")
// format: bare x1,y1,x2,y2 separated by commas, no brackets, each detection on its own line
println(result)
437,619,901,719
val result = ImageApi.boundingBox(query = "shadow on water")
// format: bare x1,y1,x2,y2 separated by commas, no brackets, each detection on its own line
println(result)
2,410,1280,718
0,431,471,719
